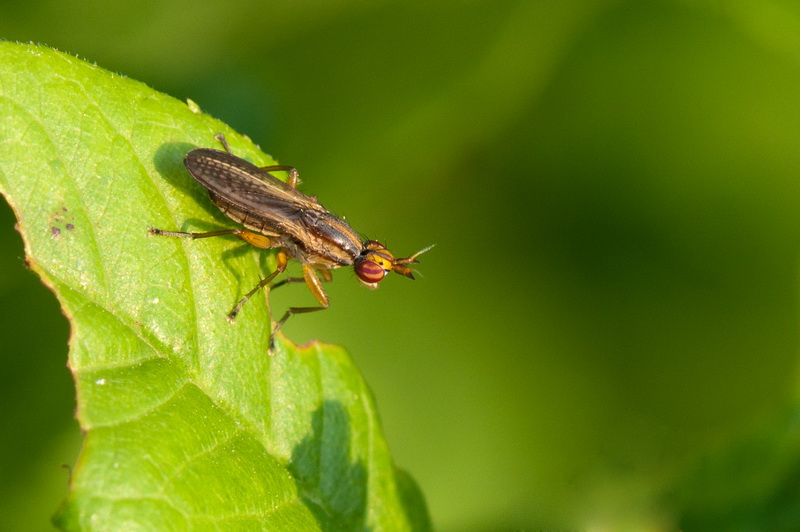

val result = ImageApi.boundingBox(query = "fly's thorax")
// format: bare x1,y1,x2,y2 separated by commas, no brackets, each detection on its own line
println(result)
278,238,338,268
279,211,362,267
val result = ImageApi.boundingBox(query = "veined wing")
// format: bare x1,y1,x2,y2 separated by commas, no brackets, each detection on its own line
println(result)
185,148,322,209
184,147,341,238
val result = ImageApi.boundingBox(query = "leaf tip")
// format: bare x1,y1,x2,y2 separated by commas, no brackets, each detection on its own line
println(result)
186,98,202,114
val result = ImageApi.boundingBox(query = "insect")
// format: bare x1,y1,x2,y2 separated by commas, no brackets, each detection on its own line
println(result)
150,134,432,351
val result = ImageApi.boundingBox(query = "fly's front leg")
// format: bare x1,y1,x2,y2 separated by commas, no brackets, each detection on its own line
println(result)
213,133,300,187
269,264,330,352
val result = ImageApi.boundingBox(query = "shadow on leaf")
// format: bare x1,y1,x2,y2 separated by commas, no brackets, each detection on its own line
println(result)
291,400,368,530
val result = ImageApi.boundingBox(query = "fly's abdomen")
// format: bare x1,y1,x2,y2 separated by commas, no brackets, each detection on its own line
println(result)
209,192,279,237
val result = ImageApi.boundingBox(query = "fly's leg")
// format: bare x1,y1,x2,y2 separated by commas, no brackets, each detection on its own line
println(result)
213,133,300,187
270,268,332,291
255,165,299,188
269,264,330,352
228,249,289,321
149,227,240,239
148,227,274,249
215,133,233,153
268,166,300,188
150,225,281,318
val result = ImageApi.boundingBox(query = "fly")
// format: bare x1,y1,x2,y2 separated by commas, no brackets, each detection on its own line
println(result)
150,134,432,351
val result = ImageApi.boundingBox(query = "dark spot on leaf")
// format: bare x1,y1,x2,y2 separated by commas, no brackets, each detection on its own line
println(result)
51,226,61,237
66,223,74,230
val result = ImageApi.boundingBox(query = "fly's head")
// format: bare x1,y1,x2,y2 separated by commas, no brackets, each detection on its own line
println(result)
354,240,434,289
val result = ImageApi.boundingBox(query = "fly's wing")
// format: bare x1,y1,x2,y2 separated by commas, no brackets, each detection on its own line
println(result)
185,149,313,203
184,148,330,234
186,147,365,264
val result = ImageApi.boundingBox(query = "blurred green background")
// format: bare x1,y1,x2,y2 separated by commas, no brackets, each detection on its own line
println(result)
4,0,800,529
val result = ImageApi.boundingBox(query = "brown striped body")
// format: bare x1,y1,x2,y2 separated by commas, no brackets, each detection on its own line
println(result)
187,149,363,268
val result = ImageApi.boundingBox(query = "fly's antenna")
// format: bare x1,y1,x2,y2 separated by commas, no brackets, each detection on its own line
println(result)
392,244,435,279
396,244,436,265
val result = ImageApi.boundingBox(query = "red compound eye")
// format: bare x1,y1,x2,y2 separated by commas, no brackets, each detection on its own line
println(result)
355,259,386,284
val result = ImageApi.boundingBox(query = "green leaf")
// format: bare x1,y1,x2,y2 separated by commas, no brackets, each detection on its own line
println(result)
0,41,430,531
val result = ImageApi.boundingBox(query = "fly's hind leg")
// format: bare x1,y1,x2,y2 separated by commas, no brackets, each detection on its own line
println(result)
149,226,274,249
269,264,330,352
150,224,282,319
149,227,241,239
